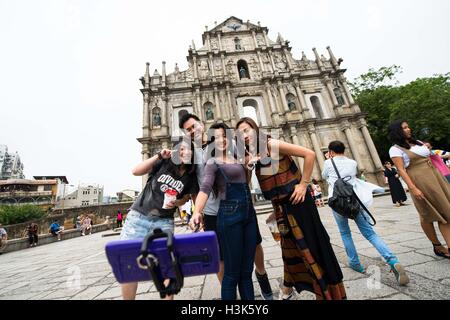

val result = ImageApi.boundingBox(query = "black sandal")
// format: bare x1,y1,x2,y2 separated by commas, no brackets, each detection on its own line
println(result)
433,243,450,259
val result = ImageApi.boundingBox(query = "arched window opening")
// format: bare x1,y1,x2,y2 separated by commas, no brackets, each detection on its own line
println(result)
334,88,345,106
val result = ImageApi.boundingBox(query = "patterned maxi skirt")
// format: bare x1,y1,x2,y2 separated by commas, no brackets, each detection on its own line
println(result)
273,191,346,300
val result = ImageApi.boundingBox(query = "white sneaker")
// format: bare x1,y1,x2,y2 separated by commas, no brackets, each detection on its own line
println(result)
279,288,297,300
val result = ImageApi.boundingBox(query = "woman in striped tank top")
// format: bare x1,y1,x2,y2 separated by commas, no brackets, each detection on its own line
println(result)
236,117,346,300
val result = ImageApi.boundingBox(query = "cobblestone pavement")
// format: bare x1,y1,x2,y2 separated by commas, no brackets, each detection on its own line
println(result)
0,195,449,300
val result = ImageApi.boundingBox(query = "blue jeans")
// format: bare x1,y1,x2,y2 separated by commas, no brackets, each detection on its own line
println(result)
216,176,257,300
332,210,396,268
120,210,174,240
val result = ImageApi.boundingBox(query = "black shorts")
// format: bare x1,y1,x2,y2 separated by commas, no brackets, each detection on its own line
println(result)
203,214,262,261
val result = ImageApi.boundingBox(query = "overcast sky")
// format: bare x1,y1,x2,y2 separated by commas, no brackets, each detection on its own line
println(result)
0,0,449,196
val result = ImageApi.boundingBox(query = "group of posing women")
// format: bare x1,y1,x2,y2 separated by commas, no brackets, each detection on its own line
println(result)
118,115,450,300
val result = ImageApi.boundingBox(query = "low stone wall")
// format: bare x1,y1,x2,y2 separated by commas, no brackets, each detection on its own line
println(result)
2,222,116,254
3,202,133,240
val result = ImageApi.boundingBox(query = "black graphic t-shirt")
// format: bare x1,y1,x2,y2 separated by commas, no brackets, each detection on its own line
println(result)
131,159,199,218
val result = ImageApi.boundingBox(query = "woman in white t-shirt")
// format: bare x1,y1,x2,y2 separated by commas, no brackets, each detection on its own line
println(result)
388,120,450,259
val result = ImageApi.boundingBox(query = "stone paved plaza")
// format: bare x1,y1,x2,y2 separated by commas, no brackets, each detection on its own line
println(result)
0,195,449,300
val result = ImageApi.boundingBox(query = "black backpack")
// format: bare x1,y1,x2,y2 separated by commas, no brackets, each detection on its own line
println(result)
327,158,376,226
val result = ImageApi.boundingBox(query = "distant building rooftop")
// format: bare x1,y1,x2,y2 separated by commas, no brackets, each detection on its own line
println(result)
33,176,69,184
0,179,57,186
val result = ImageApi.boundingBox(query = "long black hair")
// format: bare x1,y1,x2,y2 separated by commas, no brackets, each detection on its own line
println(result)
205,123,235,161
205,123,236,198
166,136,196,176
388,120,423,149
235,117,271,165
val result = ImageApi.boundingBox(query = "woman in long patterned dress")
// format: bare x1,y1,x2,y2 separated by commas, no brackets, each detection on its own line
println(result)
236,117,346,300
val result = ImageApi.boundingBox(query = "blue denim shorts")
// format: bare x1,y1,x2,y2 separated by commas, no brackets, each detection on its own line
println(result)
120,210,174,240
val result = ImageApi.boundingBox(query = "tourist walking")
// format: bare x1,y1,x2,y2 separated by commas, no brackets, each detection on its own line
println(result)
389,120,450,259
384,161,407,207
323,141,409,285
116,210,123,228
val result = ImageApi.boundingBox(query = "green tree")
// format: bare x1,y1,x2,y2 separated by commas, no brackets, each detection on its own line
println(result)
350,66,450,161
0,205,47,225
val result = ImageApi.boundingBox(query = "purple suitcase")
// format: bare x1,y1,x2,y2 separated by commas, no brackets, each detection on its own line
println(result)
105,231,220,284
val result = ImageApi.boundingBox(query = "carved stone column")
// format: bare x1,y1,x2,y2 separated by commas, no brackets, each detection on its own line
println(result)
221,53,227,76
277,81,290,113
341,121,365,172
312,47,325,72
226,85,236,125
256,51,264,72
326,46,339,70
213,86,222,121
358,119,383,170
206,34,211,51
283,48,294,70
293,79,311,118
209,54,215,77
195,88,203,121
251,30,258,49
268,50,276,72
143,92,150,138
160,92,169,129
339,74,358,108
307,124,325,171
324,75,339,108
264,82,278,115
217,33,223,51
290,126,303,173
263,29,270,46
192,56,199,80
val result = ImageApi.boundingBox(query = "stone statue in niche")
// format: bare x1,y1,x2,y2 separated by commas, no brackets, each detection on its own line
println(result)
287,96,296,111
153,109,161,127
205,105,214,120
288,101,296,111
239,66,249,79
